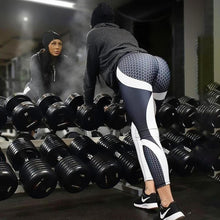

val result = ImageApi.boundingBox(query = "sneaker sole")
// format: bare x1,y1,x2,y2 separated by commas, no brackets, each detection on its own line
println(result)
161,211,185,220
134,202,158,210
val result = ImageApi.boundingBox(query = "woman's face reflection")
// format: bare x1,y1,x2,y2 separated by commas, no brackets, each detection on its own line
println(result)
48,39,63,56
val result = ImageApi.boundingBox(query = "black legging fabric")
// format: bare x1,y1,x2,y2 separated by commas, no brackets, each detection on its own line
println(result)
116,52,170,188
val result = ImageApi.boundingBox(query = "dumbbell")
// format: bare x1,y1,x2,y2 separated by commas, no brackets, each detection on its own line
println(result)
212,173,220,182
162,129,192,148
121,131,136,152
167,144,195,176
64,93,84,120
64,93,103,130
40,134,91,193
6,138,57,198
15,132,35,141
65,92,105,131
163,96,180,108
102,133,139,161
63,131,84,139
0,148,18,201
156,103,178,128
4,94,42,131
205,82,220,92
94,93,129,130
97,134,143,185
196,103,220,132
165,129,220,174
37,93,73,131
178,96,200,108
75,106,104,131
69,134,121,189
160,132,196,175
214,130,220,139
192,134,220,175
206,133,220,171
97,130,137,157
184,129,207,148
205,89,220,105
175,103,197,128
158,96,199,129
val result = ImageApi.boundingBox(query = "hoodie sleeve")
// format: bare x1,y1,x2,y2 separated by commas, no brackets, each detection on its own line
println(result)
83,32,100,105
27,53,45,100
30,54,42,85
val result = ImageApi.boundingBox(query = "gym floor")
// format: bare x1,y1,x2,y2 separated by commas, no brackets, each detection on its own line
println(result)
0,173,219,220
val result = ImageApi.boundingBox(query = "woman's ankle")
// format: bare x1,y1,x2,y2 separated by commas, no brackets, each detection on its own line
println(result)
161,199,174,208
144,189,156,195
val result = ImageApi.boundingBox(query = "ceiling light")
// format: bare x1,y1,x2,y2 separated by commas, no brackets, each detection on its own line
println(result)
23,17,29,22
22,0,75,9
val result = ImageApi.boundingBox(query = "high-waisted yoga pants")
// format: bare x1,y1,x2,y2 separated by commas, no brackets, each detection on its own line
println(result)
116,52,170,188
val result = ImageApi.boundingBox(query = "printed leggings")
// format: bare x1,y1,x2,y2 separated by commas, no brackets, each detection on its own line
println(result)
116,52,170,188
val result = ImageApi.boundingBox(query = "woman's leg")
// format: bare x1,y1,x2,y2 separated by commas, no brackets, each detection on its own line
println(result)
151,56,176,207
153,56,171,112
116,67,170,187
131,123,156,195
116,53,184,219
131,122,173,207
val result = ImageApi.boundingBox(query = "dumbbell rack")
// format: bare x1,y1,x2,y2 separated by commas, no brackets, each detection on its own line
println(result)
0,137,143,197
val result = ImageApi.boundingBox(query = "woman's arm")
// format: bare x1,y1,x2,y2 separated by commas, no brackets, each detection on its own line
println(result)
25,54,44,101
83,34,100,105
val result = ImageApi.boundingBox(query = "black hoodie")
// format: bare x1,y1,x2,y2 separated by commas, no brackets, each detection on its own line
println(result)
83,23,146,105
24,49,73,101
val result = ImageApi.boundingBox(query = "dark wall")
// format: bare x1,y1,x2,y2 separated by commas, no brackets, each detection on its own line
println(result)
116,0,184,97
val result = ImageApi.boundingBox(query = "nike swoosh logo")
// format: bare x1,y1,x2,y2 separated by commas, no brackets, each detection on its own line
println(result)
160,208,171,219
141,196,150,203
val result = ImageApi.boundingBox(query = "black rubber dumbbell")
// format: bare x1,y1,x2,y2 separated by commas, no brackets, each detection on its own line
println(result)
204,89,220,105
167,144,195,176
212,173,220,182
6,138,57,198
162,129,192,148
160,132,195,175
0,148,18,201
37,93,73,131
64,93,84,121
178,96,200,108
94,93,129,130
40,134,91,193
196,103,220,132
65,93,102,131
175,103,197,128
15,132,35,141
184,129,207,148
120,131,136,152
97,134,143,185
192,134,220,175
205,82,220,92
156,103,178,128
63,131,84,138
4,94,42,131
65,92,103,131
74,105,104,131
69,134,121,189
163,96,180,108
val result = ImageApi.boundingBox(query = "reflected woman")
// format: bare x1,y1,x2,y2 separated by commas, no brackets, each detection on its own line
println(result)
24,30,73,101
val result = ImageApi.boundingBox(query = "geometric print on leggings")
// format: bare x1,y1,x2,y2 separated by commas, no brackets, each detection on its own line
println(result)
143,145,166,188
117,53,158,84
153,56,170,93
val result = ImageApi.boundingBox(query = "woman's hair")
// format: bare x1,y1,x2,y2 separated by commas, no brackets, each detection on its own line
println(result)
90,2,115,28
